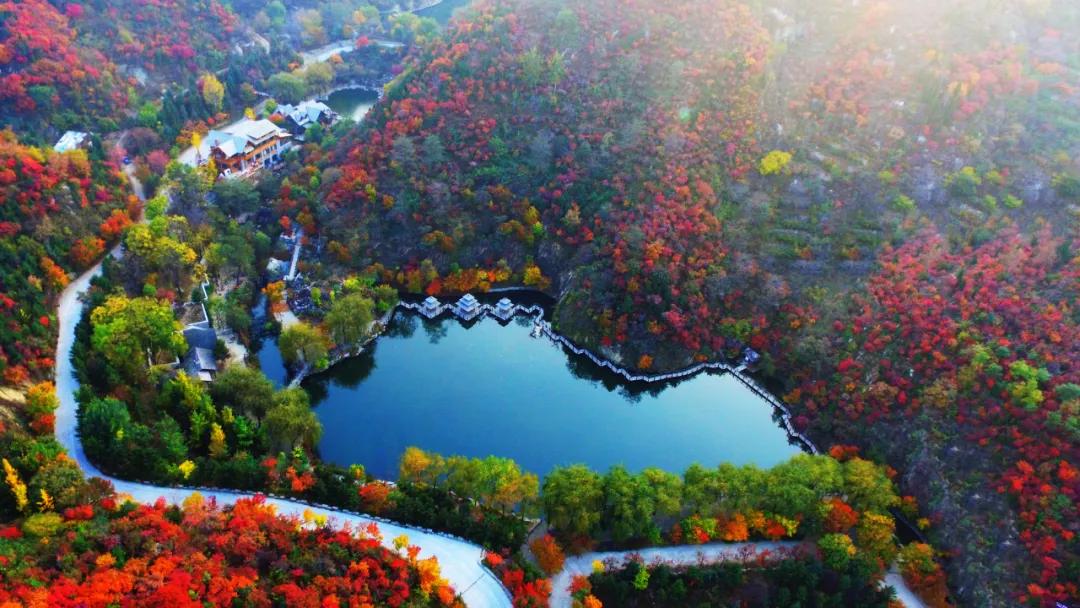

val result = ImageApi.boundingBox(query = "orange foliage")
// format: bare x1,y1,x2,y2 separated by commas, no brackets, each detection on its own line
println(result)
529,534,566,576
824,498,860,533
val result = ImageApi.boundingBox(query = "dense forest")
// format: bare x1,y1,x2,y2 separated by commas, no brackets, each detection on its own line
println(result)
0,131,133,385
0,0,1077,605
275,0,1079,604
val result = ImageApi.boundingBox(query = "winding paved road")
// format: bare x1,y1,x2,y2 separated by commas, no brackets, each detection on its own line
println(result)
52,254,510,607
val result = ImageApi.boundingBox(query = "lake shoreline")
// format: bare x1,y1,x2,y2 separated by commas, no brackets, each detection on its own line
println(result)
281,290,820,461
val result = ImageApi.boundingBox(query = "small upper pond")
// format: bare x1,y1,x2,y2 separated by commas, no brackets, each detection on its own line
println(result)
259,306,802,480
323,88,379,123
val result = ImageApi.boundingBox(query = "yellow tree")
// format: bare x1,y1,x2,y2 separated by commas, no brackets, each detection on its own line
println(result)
856,512,898,566
399,447,444,485
37,489,54,512
201,73,225,112
3,459,28,512
208,423,228,459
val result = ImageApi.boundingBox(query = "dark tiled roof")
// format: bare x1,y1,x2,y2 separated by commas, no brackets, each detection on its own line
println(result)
183,326,217,350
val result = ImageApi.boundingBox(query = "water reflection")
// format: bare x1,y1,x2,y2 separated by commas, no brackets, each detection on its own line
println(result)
298,309,801,479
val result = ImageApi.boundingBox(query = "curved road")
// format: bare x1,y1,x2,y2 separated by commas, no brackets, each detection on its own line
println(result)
52,261,511,607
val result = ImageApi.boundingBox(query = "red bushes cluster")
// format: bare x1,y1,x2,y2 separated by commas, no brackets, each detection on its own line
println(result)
484,551,551,607
0,495,461,607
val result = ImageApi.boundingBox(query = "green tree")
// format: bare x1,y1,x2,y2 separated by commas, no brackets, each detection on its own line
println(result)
446,455,484,498
713,463,767,513
602,465,655,542
90,296,187,381
478,456,539,514
267,72,307,104
144,194,168,221
136,102,160,129
764,455,843,520
422,135,446,167
27,459,84,510
263,388,322,451
207,295,252,336
205,232,255,281
325,293,375,348
390,136,418,172
265,0,286,26
278,323,330,368
682,463,720,515
520,47,546,88
552,8,582,49
642,467,683,518
160,372,216,444
211,365,276,419
303,63,334,94
542,464,603,538
819,533,857,569
212,179,260,216
79,397,132,469
372,284,399,313
843,458,899,514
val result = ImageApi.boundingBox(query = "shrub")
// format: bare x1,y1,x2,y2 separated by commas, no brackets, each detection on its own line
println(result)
529,534,566,575
946,166,981,198
21,512,64,537
891,194,916,212
759,150,792,175
818,533,856,569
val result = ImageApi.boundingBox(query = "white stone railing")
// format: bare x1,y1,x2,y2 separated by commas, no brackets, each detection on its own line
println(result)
398,295,819,454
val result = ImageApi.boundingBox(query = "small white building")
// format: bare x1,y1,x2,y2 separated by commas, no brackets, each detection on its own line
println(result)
53,131,89,153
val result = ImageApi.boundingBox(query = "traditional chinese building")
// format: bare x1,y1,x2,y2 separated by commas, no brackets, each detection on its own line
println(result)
204,119,291,178
276,100,337,135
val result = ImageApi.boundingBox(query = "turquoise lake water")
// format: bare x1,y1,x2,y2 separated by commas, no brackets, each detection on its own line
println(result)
273,311,802,480
415,0,472,24
324,88,379,122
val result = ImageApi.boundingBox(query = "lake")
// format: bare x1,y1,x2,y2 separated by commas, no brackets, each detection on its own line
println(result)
276,309,802,480
324,88,380,123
